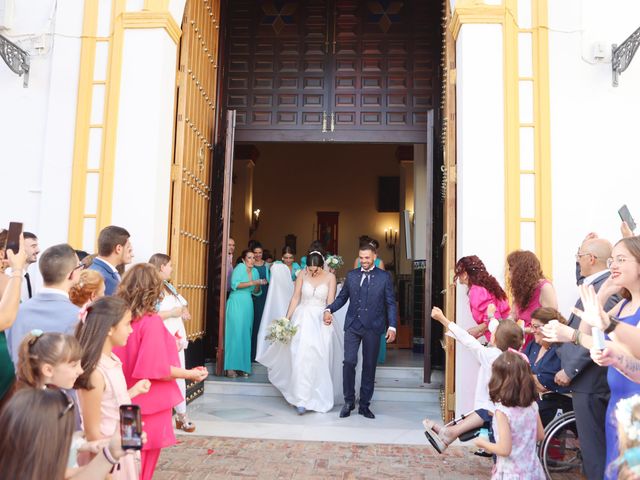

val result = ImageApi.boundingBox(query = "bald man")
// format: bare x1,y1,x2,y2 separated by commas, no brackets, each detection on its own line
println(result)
556,237,619,480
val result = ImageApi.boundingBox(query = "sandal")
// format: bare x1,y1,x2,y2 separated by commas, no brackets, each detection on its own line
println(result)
225,370,238,378
175,414,196,433
238,371,250,377
424,428,448,454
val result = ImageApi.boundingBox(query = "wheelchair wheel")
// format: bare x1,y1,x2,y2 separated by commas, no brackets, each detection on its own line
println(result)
539,412,582,478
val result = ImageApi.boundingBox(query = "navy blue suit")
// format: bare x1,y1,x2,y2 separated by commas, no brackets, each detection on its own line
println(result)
327,267,397,407
88,257,121,295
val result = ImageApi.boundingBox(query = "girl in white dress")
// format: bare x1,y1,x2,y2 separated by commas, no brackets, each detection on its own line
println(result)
149,253,194,432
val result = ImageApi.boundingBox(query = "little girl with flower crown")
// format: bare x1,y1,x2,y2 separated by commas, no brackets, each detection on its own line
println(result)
474,350,546,479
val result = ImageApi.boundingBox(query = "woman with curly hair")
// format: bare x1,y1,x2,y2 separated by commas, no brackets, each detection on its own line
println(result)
454,256,510,341
506,250,558,348
114,264,208,480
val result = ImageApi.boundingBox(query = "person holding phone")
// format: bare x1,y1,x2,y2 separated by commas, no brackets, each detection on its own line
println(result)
0,229,27,407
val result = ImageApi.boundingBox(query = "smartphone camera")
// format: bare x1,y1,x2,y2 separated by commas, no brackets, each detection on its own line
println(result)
119,404,143,450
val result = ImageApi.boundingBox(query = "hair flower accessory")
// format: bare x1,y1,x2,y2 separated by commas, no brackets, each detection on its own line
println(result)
30,329,43,337
616,395,640,442
78,302,92,324
507,347,530,363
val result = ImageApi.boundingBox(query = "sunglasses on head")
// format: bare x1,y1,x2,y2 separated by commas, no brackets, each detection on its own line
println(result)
46,385,75,419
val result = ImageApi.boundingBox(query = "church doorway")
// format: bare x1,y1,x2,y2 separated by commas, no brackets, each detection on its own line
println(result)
210,133,445,381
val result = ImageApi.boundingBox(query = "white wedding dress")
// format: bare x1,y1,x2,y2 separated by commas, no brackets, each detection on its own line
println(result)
258,276,344,413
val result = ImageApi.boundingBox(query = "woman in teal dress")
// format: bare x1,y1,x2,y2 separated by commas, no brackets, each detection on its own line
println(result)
354,237,387,364
251,242,270,362
225,249,263,377
0,231,26,407
280,246,301,281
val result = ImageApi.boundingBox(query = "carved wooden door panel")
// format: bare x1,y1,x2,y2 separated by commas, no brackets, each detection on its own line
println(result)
170,0,222,358
331,0,436,142
225,0,438,143
227,0,331,141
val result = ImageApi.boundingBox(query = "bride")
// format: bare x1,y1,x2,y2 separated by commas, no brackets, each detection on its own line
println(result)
256,251,344,414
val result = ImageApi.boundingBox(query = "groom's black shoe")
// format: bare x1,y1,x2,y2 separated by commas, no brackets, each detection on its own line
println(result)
339,403,355,418
358,406,375,419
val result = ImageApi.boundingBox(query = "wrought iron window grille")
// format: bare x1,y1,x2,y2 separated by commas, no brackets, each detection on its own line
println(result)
612,26,640,87
0,33,29,87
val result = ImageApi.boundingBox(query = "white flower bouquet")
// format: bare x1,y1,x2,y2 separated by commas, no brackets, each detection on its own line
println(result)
326,255,344,272
266,317,298,344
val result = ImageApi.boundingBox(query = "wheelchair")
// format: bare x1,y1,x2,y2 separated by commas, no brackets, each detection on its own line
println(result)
537,395,583,479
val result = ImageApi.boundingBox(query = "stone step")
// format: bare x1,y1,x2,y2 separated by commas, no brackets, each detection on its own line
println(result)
203,365,442,403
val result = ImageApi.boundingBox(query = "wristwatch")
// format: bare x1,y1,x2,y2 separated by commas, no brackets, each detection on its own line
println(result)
604,316,620,335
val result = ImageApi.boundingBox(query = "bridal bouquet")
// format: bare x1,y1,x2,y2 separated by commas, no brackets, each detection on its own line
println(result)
266,317,298,344
326,254,344,271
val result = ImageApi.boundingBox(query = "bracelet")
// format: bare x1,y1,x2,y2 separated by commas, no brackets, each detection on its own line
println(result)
604,316,620,335
102,446,119,465
573,330,582,346
570,328,578,344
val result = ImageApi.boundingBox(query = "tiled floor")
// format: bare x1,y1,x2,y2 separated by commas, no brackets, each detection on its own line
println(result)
155,435,583,479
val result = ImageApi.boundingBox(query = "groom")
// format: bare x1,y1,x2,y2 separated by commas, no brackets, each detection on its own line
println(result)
323,243,397,419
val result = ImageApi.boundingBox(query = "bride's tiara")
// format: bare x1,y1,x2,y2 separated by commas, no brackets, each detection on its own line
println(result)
309,250,325,261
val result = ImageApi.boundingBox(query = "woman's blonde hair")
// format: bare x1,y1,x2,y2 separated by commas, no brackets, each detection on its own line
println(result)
116,263,163,319
69,270,105,307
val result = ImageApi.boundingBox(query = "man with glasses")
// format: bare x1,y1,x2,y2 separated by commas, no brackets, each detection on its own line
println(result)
7,244,83,363
557,237,620,480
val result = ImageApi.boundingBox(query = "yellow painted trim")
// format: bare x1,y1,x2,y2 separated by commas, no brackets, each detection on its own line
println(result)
503,0,521,255
122,11,182,44
450,4,506,40
533,0,553,276
68,1,99,248
97,0,126,231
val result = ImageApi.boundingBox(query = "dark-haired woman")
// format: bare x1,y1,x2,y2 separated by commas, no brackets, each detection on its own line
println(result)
251,242,270,362
225,250,265,377
507,250,558,348
299,240,324,269
454,256,510,342
524,307,571,426
280,246,301,281
260,251,342,414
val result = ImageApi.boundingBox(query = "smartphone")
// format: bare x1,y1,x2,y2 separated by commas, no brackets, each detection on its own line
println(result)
619,205,637,232
6,222,22,254
592,328,606,351
119,404,143,450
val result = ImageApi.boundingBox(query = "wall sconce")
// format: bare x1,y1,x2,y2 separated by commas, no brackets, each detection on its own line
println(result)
249,208,261,237
384,227,398,249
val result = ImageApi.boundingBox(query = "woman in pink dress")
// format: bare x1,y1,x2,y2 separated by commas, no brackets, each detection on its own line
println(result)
506,250,558,349
114,264,208,480
454,256,510,342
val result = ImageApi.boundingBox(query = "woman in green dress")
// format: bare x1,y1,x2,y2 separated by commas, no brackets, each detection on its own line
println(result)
251,242,270,362
225,249,264,377
0,231,26,408
280,246,301,281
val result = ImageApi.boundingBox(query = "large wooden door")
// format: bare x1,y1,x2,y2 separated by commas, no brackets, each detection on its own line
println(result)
170,0,222,397
225,0,439,143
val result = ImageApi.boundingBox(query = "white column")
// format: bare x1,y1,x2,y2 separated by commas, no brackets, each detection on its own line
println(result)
110,27,180,262
455,24,506,417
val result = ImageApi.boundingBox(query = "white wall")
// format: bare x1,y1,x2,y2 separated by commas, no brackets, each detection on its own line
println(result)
455,23,505,416
0,0,83,249
549,0,640,315
111,28,179,264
